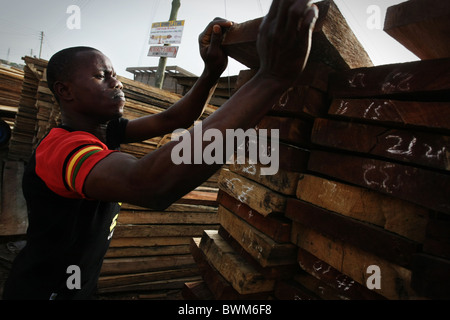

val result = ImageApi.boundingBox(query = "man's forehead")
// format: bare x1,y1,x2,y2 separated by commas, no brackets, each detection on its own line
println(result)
75,50,114,71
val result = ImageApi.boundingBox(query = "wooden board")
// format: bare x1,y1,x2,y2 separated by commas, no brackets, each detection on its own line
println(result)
329,58,450,100
218,226,298,281
221,0,372,70
230,160,301,196
218,169,287,216
217,190,292,243
105,244,191,258
384,0,450,60
311,118,450,171
295,247,386,300
291,222,419,300
0,161,28,235
286,198,421,268
328,98,450,133
98,267,199,290
198,230,275,295
256,115,313,148
269,86,328,119
307,150,450,214
296,174,429,243
113,224,219,238
189,237,272,300
100,254,197,276
117,210,218,225
218,205,297,268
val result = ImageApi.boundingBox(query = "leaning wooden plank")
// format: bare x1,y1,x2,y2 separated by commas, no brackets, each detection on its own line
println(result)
328,98,450,133
218,205,297,267
218,169,287,216
198,230,275,295
190,237,272,300
384,0,450,60
217,190,292,243
296,174,428,243
286,198,421,268
307,150,450,214
311,118,450,171
221,0,372,70
291,222,419,300
0,161,28,235
329,58,450,100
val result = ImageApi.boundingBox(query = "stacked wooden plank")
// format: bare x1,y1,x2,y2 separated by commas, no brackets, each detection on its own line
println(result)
0,65,23,130
384,0,450,60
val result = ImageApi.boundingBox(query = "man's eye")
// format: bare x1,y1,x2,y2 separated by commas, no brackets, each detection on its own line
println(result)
96,74,105,79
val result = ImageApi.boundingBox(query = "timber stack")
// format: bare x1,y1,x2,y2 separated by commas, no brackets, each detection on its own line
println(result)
184,0,450,300
0,65,23,131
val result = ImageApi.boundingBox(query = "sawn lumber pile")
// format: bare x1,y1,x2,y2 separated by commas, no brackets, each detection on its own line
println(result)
0,65,23,130
183,0,450,300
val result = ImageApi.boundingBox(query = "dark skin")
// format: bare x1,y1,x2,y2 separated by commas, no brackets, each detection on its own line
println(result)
53,0,318,210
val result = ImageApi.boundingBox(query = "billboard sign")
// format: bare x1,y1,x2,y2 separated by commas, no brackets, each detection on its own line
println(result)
149,20,185,45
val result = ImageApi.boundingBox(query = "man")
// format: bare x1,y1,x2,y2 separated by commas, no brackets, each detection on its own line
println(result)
3,0,318,299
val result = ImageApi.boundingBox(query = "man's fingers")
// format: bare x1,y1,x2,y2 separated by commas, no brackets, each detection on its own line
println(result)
200,18,233,46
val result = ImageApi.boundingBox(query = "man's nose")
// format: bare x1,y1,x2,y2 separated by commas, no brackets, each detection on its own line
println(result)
112,77,123,90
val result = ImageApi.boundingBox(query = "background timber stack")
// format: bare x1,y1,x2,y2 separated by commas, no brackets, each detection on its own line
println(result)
0,65,23,132
185,0,450,300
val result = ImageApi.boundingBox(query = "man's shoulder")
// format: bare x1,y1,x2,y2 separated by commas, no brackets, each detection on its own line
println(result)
38,127,106,152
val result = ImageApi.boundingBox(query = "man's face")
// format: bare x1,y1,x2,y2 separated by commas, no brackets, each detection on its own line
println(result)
67,50,125,123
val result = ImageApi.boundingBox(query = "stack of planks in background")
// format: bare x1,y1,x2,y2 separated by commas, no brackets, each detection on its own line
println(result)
1,57,221,299
0,65,23,130
184,0,450,300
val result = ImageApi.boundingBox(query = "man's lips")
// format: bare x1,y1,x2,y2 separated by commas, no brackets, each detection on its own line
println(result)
113,91,126,101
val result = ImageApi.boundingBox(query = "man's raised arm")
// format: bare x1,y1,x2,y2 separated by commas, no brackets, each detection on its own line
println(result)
84,0,318,209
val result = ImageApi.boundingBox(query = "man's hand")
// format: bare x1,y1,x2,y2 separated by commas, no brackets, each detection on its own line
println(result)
199,18,233,78
257,0,318,86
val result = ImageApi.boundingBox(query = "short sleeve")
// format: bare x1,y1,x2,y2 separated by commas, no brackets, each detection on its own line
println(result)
35,128,117,199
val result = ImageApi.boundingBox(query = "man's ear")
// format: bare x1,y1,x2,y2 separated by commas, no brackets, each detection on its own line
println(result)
54,81,74,102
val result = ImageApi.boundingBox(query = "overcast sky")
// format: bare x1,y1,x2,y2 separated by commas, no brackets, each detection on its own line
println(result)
0,0,418,78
